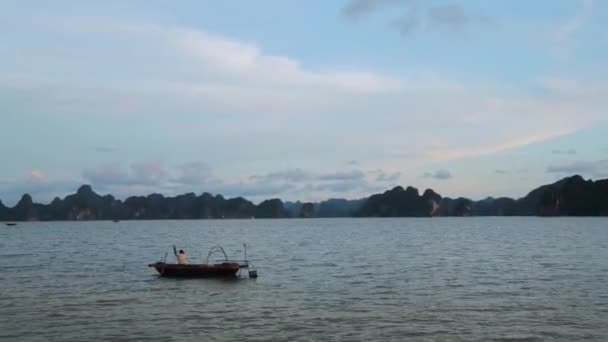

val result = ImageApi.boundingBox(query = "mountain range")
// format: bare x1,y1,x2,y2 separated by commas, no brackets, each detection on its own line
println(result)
1,175,607,221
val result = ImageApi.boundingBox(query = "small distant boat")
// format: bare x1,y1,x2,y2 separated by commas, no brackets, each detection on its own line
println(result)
149,245,257,278
5,222,17,226
112,220,120,223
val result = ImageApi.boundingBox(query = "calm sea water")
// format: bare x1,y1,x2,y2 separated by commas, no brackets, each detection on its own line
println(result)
1,218,607,341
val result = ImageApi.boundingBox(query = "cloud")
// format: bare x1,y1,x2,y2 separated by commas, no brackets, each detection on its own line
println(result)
376,171,401,182
121,21,400,94
81,160,173,189
317,170,365,181
170,161,215,185
210,182,296,198
546,159,608,178
80,160,285,198
0,175,80,206
549,0,595,60
250,169,312,182
82,162,132,188
16,15,403,103
252,169,366,182
553,0,595,43
3,15,607,183
29,170,45,181
131,160,168,186
537,78,608,100
427,4,470,30
78,162,382,202
314,180,371,193
342,0,410,20
94,146,118,153
344,0,488,36
390,13,419,36
246,168,389,199
219,168,383,200
425,127,576,161
83,160,216,190
423,169,452,180
552,149,577,155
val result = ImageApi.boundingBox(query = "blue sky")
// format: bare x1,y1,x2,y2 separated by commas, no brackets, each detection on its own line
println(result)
1,0,607,205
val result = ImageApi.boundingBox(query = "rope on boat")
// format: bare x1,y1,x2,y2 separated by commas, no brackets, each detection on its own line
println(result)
156,253,169,276
204,246,229,264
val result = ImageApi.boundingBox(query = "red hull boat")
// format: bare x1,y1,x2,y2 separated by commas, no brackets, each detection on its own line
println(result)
148,261,240,278
149,245,257,278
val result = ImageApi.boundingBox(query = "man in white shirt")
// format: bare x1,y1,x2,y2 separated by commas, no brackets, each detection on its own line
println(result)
176,249,188,265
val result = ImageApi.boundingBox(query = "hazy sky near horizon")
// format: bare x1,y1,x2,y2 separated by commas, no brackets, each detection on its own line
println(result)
1,0,607,205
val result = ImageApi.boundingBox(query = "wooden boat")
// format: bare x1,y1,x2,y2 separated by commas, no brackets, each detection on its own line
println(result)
5,222,17,226
148,261,240,278
149,245,257,278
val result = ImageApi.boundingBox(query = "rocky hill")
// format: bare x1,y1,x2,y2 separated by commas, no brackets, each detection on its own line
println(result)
1,175,606,221
353,175,608,217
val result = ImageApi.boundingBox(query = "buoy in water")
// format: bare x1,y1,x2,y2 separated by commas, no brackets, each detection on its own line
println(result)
248,270,258,278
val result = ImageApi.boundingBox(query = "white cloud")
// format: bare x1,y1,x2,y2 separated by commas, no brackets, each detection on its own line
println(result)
552,149,577,155
131,160,168,186
553,0,595,43
537,77,608,101
343,0,412,20
376,171,401,182
344,0,490,36
317,170,365,181
94,146,118,153
2,15,607,201
546,159,608,178
427,4,470,30
425,129,573,161
82,162,133,187
39,16,403,94
550,0,596,59
76,161,396,202
250,169,312,183
0,175,80,206
29,170,45,182
172,161,215,185
423,169,452,180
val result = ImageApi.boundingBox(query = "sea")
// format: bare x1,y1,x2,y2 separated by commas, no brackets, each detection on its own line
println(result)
1,218,607,341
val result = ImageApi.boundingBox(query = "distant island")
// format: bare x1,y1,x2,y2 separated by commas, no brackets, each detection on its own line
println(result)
1,175,607,221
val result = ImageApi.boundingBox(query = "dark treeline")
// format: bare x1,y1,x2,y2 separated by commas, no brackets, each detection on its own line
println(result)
1,175,607,221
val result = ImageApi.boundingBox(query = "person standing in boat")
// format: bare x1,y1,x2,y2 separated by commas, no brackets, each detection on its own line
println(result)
176,249,188,265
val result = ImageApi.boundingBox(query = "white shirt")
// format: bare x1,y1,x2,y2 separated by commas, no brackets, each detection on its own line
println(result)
177,253,188,265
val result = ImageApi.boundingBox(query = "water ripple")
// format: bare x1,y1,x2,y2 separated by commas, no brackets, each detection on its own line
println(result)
0,218,607,341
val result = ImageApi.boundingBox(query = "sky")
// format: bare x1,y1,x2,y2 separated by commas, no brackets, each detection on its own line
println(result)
1,0,607,205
